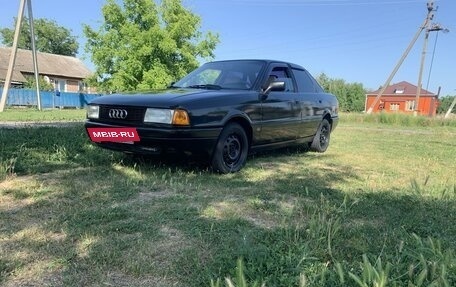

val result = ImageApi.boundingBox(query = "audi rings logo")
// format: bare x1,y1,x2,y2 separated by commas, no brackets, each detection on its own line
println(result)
108,109,128,119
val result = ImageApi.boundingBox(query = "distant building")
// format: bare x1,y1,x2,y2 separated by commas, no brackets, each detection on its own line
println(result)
0,47,96,94
365,81,439,116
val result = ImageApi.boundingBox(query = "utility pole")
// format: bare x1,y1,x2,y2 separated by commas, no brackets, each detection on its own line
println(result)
445,96,456,119
414,2,435,116
28,0,41,110
414,23,448,116
0,0,27,112
0,0,41,112
366,1,435,114
413,1,450,118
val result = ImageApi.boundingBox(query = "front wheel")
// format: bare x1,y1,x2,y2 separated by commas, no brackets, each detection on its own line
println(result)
310,119,331,153
211,123,249,173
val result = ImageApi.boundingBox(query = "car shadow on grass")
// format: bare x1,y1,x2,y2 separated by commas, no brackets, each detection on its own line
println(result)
125,144,314,173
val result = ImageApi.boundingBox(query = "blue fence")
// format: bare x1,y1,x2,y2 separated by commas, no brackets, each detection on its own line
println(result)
0,88,102,109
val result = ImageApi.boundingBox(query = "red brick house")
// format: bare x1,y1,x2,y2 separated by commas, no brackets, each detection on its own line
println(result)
365,81,439,116
0,47,96,94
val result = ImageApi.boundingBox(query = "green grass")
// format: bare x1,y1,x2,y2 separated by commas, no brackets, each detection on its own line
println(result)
0,107,86,122
1,114,456,286
341,112,456,127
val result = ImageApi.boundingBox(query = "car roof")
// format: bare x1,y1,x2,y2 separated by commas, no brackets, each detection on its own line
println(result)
208,59,306,71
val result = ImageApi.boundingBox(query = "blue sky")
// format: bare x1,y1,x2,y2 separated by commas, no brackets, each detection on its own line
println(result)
1,0,454,96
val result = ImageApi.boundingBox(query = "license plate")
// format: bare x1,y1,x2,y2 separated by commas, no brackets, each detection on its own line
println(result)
87,128,140,142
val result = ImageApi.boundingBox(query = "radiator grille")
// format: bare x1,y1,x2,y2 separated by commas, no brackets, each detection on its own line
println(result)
99,105,146,124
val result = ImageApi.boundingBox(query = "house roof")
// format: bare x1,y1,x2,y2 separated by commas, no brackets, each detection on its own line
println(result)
0,67,26,83
0,47,92,83
366,81,435,97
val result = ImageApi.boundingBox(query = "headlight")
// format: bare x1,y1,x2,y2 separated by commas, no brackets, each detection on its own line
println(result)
144,108,173,124
144,108,190,125
87,105,99,119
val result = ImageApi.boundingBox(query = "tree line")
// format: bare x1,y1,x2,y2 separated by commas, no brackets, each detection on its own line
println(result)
316,73,366,112
1,0,454,114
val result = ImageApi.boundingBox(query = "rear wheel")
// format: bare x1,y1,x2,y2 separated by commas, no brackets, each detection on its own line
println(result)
211,123,248,173
310,119,331,152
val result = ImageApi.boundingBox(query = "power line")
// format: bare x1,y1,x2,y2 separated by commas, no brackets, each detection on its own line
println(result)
425,24,450,91
207,0,424,6
426,31,439,91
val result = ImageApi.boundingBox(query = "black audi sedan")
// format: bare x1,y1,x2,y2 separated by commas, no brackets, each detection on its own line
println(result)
85,59,339,173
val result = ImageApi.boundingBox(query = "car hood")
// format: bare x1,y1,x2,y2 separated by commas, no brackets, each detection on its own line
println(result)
89,88,250,108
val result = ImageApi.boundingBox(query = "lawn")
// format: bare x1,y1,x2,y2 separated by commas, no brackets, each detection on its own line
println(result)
1,113,455,286
0,108,86,122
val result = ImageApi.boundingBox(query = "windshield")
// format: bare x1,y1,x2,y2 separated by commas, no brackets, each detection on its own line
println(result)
173,60,265,90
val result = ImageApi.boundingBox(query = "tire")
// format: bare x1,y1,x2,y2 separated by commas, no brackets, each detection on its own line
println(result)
310,119,331,153
211,123,249,173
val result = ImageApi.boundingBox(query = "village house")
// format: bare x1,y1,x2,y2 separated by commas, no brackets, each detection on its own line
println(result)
365,81,439,116
0,47,95,94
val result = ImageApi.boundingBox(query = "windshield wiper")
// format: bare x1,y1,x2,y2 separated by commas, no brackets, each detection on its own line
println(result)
187,84,222,90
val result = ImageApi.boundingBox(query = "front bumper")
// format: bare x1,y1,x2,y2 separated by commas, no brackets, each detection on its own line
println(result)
85,121,222,155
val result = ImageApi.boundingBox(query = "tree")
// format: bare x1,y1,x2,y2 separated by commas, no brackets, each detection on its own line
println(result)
23,75,54,91
437,95,456,114
0,18,79,56
83,0,219,92
316,73,366,112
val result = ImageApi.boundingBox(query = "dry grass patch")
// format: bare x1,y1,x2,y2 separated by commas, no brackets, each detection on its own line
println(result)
102,271,180,287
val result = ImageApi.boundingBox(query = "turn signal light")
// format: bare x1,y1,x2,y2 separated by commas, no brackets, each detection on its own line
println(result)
172,109,190,126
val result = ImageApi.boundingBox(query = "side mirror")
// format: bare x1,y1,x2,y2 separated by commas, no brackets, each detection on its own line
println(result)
261,81,285,97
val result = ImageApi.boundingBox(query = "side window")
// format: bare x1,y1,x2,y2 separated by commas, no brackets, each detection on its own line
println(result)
292,69,319,93
268,66,295,92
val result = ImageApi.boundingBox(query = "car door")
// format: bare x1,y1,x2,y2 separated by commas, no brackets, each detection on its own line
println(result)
257,64,301,144
291,68,323,138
